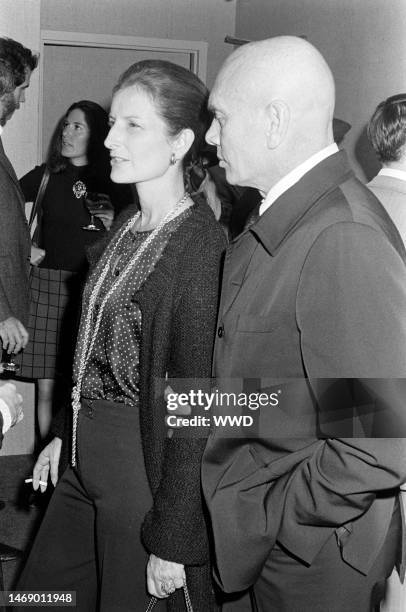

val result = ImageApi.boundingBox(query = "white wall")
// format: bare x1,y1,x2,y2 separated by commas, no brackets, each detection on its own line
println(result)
40,0,237,88
235,0,406,180
0,0,236,173
0,0,41,177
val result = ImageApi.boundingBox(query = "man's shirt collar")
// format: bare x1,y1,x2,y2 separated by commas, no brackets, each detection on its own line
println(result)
378,167,406,183
249,149,353,256
259,143,339,216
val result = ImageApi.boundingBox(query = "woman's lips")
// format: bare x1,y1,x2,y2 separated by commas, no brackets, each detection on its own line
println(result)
110,156,129,164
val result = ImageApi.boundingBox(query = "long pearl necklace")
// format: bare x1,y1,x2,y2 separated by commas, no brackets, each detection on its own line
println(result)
71,192,190,466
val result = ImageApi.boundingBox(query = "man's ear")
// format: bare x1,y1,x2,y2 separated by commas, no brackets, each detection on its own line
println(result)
172,128,196,160
264,100,290,149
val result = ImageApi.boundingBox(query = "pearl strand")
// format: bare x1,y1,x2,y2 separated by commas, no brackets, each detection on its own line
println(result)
71,192,190,466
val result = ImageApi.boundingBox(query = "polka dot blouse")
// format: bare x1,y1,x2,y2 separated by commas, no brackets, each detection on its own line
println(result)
75,208,192,407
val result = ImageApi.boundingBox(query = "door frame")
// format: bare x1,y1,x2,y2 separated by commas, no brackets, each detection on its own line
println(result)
38,30,208,161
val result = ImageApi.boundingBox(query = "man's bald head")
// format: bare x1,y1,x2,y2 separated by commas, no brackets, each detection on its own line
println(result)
221,36,334,113
206,36,336,192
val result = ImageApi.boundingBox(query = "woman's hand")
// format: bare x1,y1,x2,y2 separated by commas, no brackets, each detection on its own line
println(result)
32,436,62,492
147,554,185,598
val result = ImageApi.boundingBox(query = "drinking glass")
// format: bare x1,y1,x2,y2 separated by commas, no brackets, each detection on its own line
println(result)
82,192,102,231
1,348,20,374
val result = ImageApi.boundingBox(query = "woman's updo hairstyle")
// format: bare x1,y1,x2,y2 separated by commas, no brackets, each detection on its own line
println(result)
113,59,211,190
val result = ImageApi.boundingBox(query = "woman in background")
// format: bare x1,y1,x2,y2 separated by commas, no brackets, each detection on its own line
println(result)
19,100,132,438
18,61,225,611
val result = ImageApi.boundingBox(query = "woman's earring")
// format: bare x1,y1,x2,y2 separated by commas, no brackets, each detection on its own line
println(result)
170,153,177,165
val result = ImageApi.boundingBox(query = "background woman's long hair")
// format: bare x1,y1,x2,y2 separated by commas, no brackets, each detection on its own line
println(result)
46,100,111,181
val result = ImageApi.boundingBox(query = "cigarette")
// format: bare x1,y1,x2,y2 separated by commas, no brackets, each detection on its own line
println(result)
24,478,47,486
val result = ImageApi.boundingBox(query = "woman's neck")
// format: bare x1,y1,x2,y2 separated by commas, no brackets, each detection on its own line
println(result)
69,157,88,167
135,175,188,231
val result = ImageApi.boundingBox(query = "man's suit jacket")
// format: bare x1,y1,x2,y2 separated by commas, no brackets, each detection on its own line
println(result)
202,150,406,592
0,137,30,326
368,173,406,247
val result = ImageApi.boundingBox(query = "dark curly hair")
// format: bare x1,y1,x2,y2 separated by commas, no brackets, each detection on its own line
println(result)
367,94,406,163
0,37,38,96
47,100,111,179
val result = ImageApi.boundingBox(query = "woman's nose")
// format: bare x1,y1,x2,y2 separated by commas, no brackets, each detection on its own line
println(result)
105,124,118,149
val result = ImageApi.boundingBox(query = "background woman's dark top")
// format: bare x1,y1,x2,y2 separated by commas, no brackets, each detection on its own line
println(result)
18,163,132,380
20,163,132,271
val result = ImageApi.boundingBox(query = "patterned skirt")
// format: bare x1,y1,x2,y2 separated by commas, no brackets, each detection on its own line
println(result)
19,267,82,380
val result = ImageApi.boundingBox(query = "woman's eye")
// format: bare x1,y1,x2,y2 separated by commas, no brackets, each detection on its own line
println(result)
128,121,139,129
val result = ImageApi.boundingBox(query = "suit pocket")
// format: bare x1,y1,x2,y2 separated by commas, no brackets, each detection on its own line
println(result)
236,314,278,333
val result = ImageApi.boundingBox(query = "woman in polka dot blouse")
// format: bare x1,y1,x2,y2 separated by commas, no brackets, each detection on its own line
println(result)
18,60,226,611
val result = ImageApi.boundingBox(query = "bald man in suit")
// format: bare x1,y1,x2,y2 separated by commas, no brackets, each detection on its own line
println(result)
202,37,406,611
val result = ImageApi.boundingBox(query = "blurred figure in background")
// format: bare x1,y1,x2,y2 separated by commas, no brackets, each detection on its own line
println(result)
18,100,132,438
367,94,406,246
368,88,406,612
0,37,37,368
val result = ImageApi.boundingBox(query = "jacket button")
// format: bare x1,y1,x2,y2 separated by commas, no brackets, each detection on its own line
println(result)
217,325,224,338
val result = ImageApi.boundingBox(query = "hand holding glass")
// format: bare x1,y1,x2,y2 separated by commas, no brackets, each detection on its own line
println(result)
82,193,113,231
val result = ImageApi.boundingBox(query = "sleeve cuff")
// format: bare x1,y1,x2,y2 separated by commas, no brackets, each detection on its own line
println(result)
0,398,12,434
